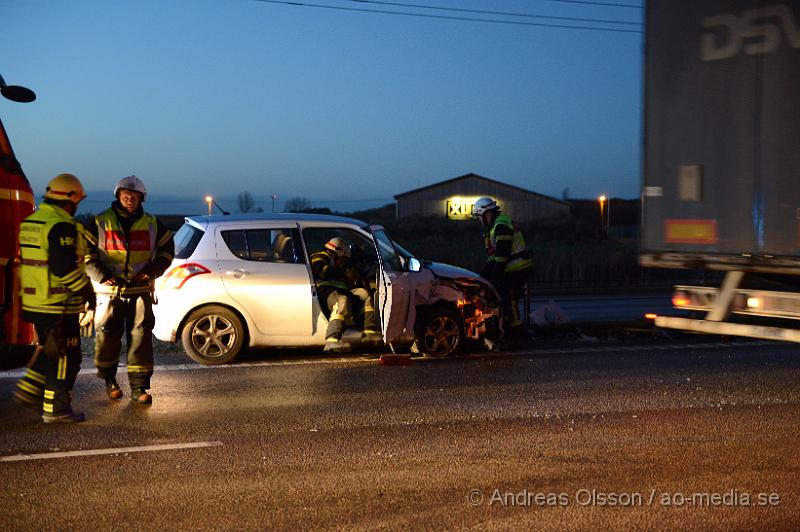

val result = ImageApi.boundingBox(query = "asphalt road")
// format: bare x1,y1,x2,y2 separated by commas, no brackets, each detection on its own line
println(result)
0,337,798,530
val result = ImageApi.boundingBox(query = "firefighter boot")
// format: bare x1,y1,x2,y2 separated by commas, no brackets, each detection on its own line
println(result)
132,387,152,405
324,336,351,354
360,330,383,347
42,409,86,423
105,376,123,400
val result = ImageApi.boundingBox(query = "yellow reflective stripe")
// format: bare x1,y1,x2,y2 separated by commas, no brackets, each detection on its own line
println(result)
58,357,67,380
61,269,83,284
127,365,153,373
94,360,118,368
43,403,54,413
94,284,151,295
83,231,98,245
44,389,56,400
494,235,513,241
363,329,378,334
17,380,42,395
329,314,345,321
63,275,89,292
22,303,84,314
491,257,510,263
0,186,35,207
156,230,173,248
26,369,46,385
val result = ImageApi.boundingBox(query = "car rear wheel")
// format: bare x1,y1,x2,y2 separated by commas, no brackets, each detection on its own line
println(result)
414,308,464,357
181,305,245,365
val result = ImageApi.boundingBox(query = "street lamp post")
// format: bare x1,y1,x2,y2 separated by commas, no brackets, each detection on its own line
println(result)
272,193,277,213
598,195,606,235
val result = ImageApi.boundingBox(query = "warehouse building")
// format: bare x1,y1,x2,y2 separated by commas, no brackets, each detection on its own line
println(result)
395,173,571,223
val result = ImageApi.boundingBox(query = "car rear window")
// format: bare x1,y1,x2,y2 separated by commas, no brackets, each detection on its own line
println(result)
221,228,302,263
174,223,205,259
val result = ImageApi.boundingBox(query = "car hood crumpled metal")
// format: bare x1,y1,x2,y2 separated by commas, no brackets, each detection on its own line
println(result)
423,261,481,281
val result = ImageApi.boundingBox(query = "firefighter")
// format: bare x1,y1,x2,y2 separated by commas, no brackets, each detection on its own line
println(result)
13,173,95,423
472,196,533,332
345,251,381,345
310,237,361,353
84,175,174,404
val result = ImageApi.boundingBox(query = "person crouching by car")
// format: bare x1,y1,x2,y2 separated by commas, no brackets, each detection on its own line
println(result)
84,175,174,405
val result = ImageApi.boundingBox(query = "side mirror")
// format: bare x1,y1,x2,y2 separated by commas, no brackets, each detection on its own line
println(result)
407,257,421,272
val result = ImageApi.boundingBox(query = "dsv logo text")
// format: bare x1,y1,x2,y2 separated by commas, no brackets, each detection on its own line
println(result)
701,4,800,61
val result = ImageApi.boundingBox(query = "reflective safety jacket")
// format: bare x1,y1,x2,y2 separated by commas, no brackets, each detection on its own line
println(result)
18,202,90,314
310,249,348,291
87,207,172,295
486,214,533,273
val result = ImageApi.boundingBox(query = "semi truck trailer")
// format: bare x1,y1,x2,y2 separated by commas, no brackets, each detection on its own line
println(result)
641,0,800,341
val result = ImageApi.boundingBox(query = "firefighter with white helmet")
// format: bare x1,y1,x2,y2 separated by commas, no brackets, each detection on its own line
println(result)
472,196,533,333
84,175,174,404
13,173,95,422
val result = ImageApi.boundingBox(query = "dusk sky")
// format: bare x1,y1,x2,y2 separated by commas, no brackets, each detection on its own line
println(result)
4,0,643,213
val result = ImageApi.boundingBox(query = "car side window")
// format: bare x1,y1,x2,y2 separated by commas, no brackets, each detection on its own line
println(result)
221,228,302,263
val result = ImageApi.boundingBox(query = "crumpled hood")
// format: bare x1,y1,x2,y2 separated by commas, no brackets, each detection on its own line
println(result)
424,261,481,281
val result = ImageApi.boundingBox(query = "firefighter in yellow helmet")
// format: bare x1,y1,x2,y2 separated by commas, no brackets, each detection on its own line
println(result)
13,173,95,423
84,175,174,404
309,237,363,353
473,197,533,333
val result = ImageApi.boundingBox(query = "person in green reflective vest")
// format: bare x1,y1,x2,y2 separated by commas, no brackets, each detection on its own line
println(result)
84,175,174,405
472,196,533,333
14,173,96,423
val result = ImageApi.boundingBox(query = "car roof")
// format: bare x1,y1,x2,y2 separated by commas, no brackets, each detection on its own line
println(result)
185,212,370,229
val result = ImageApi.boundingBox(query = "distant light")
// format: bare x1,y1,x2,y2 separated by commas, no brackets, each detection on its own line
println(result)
645,313,657,320
746,297,762,309
672,294,691,307
598,195,607,203
205,195,213,203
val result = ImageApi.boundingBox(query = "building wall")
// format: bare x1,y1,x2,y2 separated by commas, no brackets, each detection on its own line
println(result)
396,175,570,223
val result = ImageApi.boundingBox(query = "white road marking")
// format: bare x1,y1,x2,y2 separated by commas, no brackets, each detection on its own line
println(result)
0,340,781,380
0,441,223,462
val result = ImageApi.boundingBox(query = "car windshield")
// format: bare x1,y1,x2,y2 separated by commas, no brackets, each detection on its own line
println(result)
372,229,403,272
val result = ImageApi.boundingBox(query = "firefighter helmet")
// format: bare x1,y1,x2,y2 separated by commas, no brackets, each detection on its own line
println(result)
44,173,86,204
114,175,147,201
325,237,351,259
472,196,499,217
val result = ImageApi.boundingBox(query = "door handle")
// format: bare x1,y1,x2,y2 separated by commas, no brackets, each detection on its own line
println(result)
225,269,248,278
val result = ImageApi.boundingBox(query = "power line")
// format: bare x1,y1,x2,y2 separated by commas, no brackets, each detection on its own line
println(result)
253,0,643,33
529,0,641,8
333,0,641,25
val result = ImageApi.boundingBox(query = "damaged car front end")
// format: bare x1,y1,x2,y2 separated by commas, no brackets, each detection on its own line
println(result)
381,235,503,356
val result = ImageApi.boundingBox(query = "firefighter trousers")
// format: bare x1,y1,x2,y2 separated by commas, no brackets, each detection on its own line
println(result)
322,289,351,340
15,314,82,416
93,293,155,390
494,268,531,329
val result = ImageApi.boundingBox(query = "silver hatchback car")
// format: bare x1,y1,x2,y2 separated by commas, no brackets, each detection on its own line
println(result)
153,213,501,364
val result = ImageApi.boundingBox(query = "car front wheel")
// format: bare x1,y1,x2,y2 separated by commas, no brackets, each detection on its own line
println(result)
414,308,465,357
181,305,245,365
